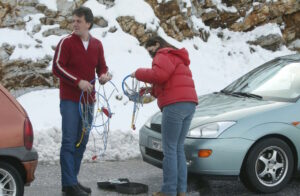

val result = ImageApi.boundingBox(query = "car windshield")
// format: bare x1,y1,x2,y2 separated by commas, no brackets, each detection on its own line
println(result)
223,59,300,102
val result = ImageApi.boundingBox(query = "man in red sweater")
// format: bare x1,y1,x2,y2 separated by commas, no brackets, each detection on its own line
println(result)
52,6,111,196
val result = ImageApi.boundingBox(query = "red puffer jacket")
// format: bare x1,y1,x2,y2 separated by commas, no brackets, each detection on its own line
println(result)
135,47,198,109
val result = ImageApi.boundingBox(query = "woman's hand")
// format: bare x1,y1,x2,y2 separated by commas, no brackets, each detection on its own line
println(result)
131,72,136,78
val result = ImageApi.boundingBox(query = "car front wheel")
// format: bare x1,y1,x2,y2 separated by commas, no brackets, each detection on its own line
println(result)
0,161,24,196
240,138,294,193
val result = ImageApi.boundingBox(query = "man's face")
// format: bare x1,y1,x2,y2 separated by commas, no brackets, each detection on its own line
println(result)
146,43,160,58
72,15,90,36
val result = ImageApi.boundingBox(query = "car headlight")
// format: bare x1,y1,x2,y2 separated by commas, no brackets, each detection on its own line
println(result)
187,121,236,138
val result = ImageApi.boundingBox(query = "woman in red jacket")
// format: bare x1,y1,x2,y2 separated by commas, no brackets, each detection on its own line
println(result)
132,36,198,196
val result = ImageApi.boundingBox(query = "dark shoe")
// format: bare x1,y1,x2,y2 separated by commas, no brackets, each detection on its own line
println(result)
62,183,91,193
78,182,92,193
152,192,168,196
63,185,89,196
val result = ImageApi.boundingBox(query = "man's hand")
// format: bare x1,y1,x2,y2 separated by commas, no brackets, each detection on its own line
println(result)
78,80,93,93
99,72,112,84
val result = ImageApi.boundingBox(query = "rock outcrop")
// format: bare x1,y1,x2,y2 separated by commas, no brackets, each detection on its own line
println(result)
0,0,299,92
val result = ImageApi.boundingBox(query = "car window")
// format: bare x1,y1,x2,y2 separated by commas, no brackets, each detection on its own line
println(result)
223,60,300,102
252,63,300,98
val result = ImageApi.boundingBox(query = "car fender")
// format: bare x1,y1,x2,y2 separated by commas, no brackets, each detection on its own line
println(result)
241,122,300,170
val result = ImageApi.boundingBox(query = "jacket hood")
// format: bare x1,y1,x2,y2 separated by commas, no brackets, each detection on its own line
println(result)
157,47,190,66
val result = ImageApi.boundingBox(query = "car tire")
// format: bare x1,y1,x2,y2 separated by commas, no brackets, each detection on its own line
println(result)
240,138,294,193
0,161,24,196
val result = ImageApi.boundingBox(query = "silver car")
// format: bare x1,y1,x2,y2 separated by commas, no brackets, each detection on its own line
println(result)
139,53,300,193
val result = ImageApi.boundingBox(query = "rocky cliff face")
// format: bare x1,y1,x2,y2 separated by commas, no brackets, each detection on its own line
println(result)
142,0,300,49
0,0,299,92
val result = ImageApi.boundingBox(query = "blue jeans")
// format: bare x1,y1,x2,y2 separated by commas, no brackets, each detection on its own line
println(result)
161,102,196,195
59,100,93,186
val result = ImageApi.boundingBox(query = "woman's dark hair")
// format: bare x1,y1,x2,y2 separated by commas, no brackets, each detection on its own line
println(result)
145,36,178,49
72,7,94,30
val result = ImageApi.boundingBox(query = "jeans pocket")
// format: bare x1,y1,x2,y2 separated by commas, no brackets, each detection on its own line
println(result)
167,102,195,117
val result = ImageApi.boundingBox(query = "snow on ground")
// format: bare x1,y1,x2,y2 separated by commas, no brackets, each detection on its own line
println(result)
289,39,300,50
38,0,57,11
211,0,238,13
0,0,294,163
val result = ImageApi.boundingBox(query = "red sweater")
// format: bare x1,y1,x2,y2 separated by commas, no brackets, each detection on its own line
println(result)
135,48,198,109
52,33,108,103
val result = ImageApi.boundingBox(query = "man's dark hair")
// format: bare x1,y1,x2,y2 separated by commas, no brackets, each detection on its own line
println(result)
145,36,178,49
72,6,94,30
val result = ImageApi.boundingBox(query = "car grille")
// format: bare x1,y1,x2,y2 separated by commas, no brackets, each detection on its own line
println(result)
145,147,164,161
151,123,161,133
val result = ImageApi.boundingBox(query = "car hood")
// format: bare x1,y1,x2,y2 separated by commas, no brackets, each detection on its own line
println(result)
150,93,290,127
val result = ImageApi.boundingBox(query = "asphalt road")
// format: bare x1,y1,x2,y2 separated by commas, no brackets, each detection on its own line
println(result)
24,159,300,196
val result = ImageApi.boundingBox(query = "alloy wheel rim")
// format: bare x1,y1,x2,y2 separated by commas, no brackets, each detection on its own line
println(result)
0,168,16,196
0,181,2,196
255,146,288,187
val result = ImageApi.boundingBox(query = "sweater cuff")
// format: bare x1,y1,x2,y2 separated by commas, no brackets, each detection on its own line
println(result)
75,78,81,87
98,68,108,78
135,69,143,81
